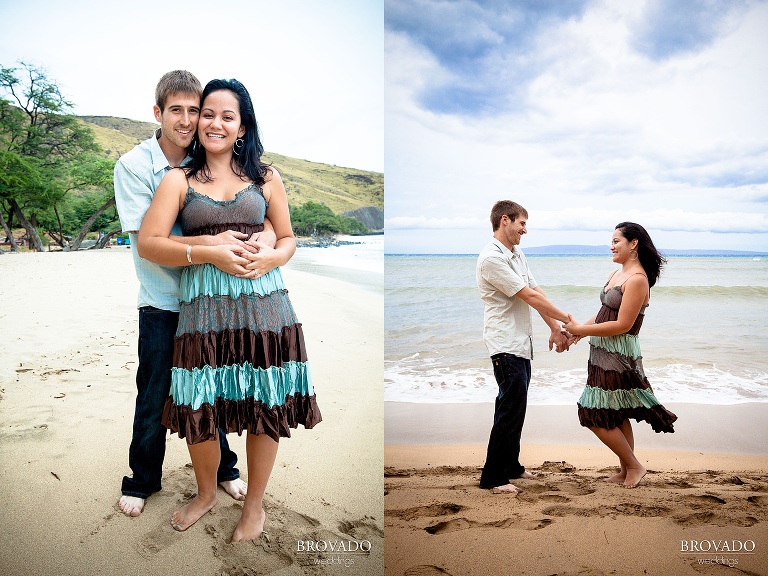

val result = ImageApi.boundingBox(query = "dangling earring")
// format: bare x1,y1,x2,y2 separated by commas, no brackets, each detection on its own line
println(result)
233,138,244,156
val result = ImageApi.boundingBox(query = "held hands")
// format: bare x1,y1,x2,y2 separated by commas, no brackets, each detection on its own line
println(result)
561,314,585,346
549,314,585,353
210,229,278,251
207,229,280,279
206,244,252,276
549,329,571,353
238,240,283,278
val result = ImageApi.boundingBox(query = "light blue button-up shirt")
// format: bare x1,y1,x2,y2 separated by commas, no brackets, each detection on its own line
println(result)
114,130,186,311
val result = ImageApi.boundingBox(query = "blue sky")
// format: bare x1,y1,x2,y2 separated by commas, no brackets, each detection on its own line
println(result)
0,0,383,172
384,0,768,252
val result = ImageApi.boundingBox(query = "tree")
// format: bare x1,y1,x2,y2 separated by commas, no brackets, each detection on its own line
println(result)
0,62,99,251
290,200,369,236
38,153,117,250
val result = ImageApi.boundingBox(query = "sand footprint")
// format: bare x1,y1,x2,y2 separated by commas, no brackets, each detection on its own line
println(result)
135,523,181,559
539,494,571,503
523,518,554,530
213,538,293,576
404,566,454,576
424,516,521,534
388,503,465,521
338,518,384,540
424,517,480,534
682,494,726,507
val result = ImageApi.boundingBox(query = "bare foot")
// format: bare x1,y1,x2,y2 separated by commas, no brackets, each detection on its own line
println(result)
231,507,266,542
623,466,647,489
170,495,217,531
118,495,145,517
518,471,537,479
604,471,626,484
490,483,520,495
220,478,248,501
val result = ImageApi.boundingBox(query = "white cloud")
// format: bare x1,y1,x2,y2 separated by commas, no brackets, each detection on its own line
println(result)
385,215,485,229
384,0,768,251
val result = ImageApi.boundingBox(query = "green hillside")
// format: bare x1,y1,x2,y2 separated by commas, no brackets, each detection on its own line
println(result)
77,116,383,217
264,151,383,215
79,116,158,159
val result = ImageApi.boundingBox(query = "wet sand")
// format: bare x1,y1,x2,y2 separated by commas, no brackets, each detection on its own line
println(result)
385,402,768,576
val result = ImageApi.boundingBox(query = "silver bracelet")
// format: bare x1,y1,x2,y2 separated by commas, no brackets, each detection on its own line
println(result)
186,244,193,265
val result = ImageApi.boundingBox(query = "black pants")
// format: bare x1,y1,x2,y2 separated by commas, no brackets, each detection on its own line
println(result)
479,353,531,489
121,307,240,499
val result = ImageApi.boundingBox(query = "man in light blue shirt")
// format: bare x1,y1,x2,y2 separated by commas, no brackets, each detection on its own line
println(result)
114,70,277,517
476,200,572,494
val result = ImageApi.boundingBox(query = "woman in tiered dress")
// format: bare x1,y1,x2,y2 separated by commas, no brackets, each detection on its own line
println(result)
138,79,320,541
564,222,676,488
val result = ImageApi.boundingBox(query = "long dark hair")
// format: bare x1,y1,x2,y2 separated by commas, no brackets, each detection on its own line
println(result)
615,222,666,288
187,78,270,186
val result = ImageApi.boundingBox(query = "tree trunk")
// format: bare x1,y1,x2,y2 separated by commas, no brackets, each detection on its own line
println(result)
95,229,121,249
9,199,44,252
70,196,116,251
0,209,20,252
47,205,67,248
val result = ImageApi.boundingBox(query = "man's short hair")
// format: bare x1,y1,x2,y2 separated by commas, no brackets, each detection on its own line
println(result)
490,200,528,231
155,70,202,111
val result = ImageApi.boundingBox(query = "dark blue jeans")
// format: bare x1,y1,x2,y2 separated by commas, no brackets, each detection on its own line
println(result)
479,353,531,489
121,307,240,499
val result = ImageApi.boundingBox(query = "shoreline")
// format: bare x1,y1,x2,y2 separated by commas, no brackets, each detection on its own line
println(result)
385,401,768,454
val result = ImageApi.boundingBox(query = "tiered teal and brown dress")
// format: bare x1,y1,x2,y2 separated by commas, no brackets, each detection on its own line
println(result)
577,278,676,433
161,183,321,444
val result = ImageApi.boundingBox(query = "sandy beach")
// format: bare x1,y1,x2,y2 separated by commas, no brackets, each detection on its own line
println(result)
0,248,383,576
385,403,768,576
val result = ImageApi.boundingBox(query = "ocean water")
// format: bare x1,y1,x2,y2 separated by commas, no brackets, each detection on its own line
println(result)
285,235,383,294
385,254,768,405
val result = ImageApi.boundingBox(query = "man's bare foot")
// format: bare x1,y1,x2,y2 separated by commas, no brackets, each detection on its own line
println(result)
623,466,647,488
518,471,537,479
231,507,266,542
118,495,145,517
490,483,520,495
170,495,217,531
220,478,248,501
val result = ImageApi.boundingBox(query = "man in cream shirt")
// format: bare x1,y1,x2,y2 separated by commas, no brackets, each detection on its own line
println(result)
476,200,572,494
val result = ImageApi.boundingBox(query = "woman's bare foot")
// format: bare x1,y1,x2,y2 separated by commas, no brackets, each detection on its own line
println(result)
604,470,626,484
518,471,537,479
220,478,248,501
171,495,217,531
623,466,647,488
231,507,266,542
118,495,145,517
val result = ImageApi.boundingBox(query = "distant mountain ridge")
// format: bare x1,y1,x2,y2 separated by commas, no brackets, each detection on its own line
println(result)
523,245,768,257
77,115,383,227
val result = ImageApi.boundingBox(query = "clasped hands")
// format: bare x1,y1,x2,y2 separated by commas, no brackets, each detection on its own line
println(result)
550,314,584,353
209,228,279,278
